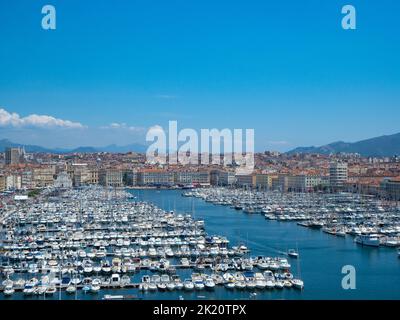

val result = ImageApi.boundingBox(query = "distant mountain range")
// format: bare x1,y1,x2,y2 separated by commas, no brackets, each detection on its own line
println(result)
0,139,148,154
2,131,400,157
287,132,400,157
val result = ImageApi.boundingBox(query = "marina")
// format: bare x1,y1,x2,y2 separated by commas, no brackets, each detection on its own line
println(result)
1,186,399,299
0,187,303,300
183,188,400,249
134,188,400,300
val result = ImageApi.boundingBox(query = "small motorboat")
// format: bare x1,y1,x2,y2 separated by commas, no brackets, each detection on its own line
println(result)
288,249,299,258
291,279,304,290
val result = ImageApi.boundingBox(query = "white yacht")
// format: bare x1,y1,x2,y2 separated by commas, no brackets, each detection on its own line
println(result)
355,234,380,247
204,277,215,290
3,285,15,296
287,249,299,258
183,279,194,291
291,279,304,290
110,274,121,287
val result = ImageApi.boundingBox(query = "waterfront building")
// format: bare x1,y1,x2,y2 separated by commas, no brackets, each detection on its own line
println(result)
254,174,273,190
218,171,236,186
33,167,56,188
175,171,210,186
21,171,34,189
274,174,289,192
54,171,73,188
329,161,348,189
67,163,91,187
99,169,123,187
137,169,175,186
210,170,220,185
287,175,325,192
380,178,400,200
235,173,255,188
89,169,99,185
0,175,6,191
124,170,138,186
5,175,22,190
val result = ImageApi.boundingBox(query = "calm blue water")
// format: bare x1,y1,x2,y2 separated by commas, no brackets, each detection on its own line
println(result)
3,189,399,300
130,189,400,300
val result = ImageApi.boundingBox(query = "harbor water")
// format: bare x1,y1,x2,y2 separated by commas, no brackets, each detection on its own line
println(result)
2,188,399,300
131,189,400,300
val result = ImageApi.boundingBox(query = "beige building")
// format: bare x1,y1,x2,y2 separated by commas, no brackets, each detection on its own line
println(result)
235,174,255,188
124,170,137,186
33,167,56,188
287,175,325,192
54,172,73,188
21,171,34,189
218,171,236,186
6,175,22,190
99,169,123,187
254,174,274,190
0,175,6,191
5,147,23,165
67,163,91,186
89,169,99,185
380,178,400,200
137,170,175,186
330,161,348,189
175,171,210,185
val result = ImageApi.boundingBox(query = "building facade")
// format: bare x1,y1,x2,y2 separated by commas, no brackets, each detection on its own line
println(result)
99,169,123,187
329,161,348,189
54,172,73,188
5,147,23,165
137,170,175,186
380,178,400,200
175,171,210,185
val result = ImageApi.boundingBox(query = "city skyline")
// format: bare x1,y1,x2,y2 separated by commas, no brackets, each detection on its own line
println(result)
1,0,400,151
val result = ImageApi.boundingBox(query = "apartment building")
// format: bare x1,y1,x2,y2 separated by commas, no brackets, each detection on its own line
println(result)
137,170,175,186
0,175,6,191
175,171,210,185
5,147,23,165
21,171,34,189
218,171,236,186
287,175,325,192
33,167,56,188
380,178,400,200
6,175,22,190
235,174,255,188
54,171,73,188
124,170,138,186
329,161,348,189
254,174,274,190
98,169,123,187
88,169,99,185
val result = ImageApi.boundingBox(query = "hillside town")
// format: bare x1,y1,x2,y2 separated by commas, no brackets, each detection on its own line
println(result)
1,147,399,201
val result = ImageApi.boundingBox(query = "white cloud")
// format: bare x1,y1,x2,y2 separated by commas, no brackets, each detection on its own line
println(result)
0,108,85,129
101,122,145,133
147,124,164,133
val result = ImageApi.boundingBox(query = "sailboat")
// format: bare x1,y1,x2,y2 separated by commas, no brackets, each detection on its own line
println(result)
291,249,304,290
288,249,299,258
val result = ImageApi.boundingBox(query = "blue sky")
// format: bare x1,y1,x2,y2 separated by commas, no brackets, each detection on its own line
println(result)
0,0,399,150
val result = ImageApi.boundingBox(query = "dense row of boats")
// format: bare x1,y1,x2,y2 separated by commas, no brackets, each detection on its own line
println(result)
138,270,303,292
0,186,304,298
184,188,400,251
